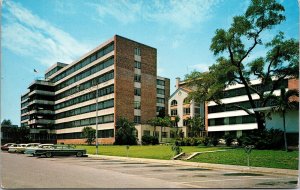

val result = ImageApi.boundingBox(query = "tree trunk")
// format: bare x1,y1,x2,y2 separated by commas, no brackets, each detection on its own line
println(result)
160,126,162,143
283,111,288,152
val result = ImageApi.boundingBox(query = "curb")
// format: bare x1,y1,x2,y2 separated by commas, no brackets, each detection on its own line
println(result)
87,154,298,176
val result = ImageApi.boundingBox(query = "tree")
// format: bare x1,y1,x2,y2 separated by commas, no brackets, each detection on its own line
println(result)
185,0,298,130
187,115,205,137
1,119,12,126
172,115,180,137
160,116,171,142
148,117,161,137
269,88,299,151
82,127,96,145
115,117,137,145
157,108,166,118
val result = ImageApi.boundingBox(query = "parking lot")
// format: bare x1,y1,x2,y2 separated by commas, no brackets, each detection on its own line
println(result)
1,152,298,188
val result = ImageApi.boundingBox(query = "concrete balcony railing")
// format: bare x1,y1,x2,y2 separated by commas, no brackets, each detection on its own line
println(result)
29,110,54,115
28,90,55,97
28,119,54,125
28,100,54,106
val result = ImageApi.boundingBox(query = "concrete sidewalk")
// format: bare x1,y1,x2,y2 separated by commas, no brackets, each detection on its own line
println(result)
87,154,298,176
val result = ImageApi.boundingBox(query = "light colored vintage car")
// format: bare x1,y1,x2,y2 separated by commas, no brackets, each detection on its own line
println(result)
34,145,87,158
1,143,16,151
8,144,27,153
16,143,41,153
24,144,54,156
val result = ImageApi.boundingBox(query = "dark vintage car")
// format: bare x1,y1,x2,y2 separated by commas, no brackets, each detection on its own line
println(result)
33,145,87,158
1,143,16,151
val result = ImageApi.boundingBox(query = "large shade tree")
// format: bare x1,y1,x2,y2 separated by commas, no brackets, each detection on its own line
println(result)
185,0,299,130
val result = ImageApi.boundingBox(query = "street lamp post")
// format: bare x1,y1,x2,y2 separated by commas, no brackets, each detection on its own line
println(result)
95,83,99,155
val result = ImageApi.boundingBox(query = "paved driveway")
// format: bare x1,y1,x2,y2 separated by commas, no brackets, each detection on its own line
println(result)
1,152,298,188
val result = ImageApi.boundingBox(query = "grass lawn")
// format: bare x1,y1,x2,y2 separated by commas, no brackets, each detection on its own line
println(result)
77,145,228,160
189,148,299,170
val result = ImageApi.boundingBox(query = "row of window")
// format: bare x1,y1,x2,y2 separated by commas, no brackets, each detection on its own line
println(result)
134,88,141,96
143,130,169,138
134,48,141,56
134,116,141,124
29,94,55,102
54,82,114,110
134,101,141,109
21,109,28,114
157,79,165,86
55,57,114,91
29,84,54,92
55,114,114,129
45,66,64,79
208,115,256,126
156,106,164,113
55,99,114,119
21,115,29,121
56,129,114,139
208,99,278,114
134,61,141,69
157,88,165,95
21,102,29,108
21,94,29,101
171,99,191,106
222,79,288,99
134,74,141,82
54,68,114,100
51,43,114,83
157,98,165,104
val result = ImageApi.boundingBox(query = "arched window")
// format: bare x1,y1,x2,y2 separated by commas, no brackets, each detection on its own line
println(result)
183,98,190,104
171,100,177,106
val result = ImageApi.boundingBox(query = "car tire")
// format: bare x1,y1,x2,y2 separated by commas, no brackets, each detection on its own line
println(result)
76,151,83,157
45,152,52,158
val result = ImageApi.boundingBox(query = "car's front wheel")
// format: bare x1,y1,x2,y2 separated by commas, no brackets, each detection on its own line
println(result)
76,151,83,157
45,152,52,158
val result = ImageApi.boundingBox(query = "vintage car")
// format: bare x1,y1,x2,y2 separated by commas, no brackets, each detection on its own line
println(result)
16,143,41,153
24,144,54,156
1,143,16,151
8,144,27,153
33,145,87,158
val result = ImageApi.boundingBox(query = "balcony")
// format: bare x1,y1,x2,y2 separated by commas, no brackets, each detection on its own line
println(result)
28,100,54,106
28,119,54,125
28,90,55,97
29,110,54,115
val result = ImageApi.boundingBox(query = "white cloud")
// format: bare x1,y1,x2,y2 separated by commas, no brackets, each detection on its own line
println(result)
188,63,210,72
2,1,91,66
91,0,220,29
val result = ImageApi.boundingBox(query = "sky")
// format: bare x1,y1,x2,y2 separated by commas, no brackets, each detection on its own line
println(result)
1,0,298,125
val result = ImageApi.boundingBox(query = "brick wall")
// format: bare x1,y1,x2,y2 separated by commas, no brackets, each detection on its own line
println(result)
114,35,157,124
164,78,170,116
57,137,115,145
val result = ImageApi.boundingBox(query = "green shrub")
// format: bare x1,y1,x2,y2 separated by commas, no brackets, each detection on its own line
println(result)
224,134,234,146
203,137,210,146
171,144,182,155
211,137,219,146
141,135,159,145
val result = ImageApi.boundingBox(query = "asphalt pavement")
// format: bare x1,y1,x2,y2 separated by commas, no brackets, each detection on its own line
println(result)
1,152,298,188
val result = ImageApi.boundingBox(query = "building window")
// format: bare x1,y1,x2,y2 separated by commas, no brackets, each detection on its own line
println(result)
183,119,189,126
170,131,175,138
134,48,141,56
157,98,165,104
183,108,190,115
162,132,168,138
154,131,159,137
157,89,165,95
134,61,141,69
134,101,141,109
134,74,141,82
134,88,141,96
143,130,150,136
157,79,165,86
171,109,177,116
171,100,177,106
134,116,141,124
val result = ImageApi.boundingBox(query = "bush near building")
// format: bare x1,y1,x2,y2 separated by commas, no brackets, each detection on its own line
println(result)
141,135,159,145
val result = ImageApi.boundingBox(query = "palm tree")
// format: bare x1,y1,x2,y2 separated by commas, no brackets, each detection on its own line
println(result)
270,88,299,151
148,117,161,137
174,115,180,137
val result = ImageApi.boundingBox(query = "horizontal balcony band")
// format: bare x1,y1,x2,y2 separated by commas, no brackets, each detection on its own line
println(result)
29,110,54,115
28,100,55,106
28,119,54,125
29,90,55,97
